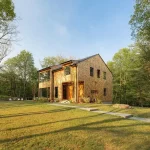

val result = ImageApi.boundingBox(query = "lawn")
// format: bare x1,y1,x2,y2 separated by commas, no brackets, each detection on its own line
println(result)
67,103,150,118
0,101,150,150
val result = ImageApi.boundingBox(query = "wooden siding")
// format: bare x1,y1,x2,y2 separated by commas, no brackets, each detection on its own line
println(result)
78,55,112,102
38,54,113,102
53,66,77,101
39,81,51,89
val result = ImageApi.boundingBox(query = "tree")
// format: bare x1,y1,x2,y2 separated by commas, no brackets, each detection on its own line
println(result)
15,50,36,99
107,48,133,104
29,67,38,100
108,46,150,106
129,0,150,76
40,55,72,68
129,0,150,106
1,50,38,99
129,0,150,42
0,0,17,67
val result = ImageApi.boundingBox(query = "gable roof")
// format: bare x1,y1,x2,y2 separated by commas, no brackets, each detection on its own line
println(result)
72,54,112,74
38,54,112,74
71,54,98,65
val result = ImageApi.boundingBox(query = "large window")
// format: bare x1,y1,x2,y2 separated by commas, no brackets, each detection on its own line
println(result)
104,88,107,96
103,72,106,80
55,87,58,98
90,67,94,76
47,71,50,79
39,71,50,82
64,66,70,75
40,87,50,98
97,69,100,78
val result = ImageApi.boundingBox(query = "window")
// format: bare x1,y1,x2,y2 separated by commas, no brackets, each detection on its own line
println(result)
55,87,58,98
90,67,94,76
104,88,106,96
97,69,100,78
64,66,70,75
47,87,50,97
47,71,50,80
103,72,106,79
42,88,47,97
39,73,44,82
39,71,50,82
91,90,98,94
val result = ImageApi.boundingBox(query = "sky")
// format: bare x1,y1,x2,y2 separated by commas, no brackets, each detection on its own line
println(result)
11,0,135,69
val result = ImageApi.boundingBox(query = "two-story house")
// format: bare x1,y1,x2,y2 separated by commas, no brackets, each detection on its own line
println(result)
38,54,112,103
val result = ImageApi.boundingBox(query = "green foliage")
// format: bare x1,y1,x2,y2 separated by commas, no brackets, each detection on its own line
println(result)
129,0,150,42
40,55,72,68
107,46,150,106
0,95,10,101
39,71,50,82
128,0,150,106
0,0,16,21
35,97,49,103
96,99,102,104
82,97,90,103
0,50,38,99
0,0,17,65
54,98,60,102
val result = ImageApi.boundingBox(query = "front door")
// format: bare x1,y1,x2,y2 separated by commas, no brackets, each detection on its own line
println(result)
63,84,67,99
67,84,73,100
62,83,74,100
78,82,84,102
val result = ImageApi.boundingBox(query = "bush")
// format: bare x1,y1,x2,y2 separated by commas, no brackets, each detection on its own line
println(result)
54,98,59,102
34,97,49,103
82,97,90,103
0,95,10,101
96,99,102,104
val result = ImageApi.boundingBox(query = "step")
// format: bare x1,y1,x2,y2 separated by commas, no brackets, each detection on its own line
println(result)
79,108,99,111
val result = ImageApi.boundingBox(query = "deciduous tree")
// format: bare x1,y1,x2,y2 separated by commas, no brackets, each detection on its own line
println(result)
0,0,17,67
40,55,72,68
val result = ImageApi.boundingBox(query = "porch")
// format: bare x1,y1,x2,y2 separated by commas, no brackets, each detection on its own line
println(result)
61,81,84,102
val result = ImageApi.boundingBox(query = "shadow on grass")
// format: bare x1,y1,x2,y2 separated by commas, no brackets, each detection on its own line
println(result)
134,112,150,118
1,103,150,149
0,117,123,144
1,113,104,131
0,108,73,118
1,116,149,145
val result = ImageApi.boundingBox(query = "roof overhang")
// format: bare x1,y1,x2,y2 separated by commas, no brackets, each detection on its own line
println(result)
38,67,51,72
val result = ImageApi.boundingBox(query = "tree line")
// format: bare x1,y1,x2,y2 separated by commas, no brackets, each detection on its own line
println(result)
0,49,70,100
107,0,150,106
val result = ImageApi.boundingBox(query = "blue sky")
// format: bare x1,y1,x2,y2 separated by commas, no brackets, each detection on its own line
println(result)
12,0,135,69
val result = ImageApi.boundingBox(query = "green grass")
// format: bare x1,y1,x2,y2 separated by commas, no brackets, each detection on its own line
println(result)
0,101,150,150
68,103,150,118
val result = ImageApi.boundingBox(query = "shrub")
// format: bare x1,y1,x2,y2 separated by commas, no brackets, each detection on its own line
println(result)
0,95,10,101
82,97,90,103
96,99,102,104
54,98,59,102
35,97,49,103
